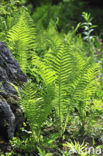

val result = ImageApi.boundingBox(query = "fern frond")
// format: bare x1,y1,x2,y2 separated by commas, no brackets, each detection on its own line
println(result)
31,54,57,86
19,80,55,137
7,9,36,73
67,56,99,103
45,42,72,132
45,39,99,134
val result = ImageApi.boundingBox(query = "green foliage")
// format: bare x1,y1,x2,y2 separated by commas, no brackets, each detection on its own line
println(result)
37,147,52,156
8,14,98,146
9,136,36,154
32,4,58,29
17,29,99,139
81,12,98,56
32,0,84,32
44,32,99,134
8,8,36,73
35,19,63,58
63,140,88,156
18,62,56,141
0,0,20,42
45,41,74,135
0,1,102,154
82,12,97,41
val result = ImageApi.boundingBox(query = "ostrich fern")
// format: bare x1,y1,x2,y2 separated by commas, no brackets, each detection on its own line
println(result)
45,38,99,135
18,36,99,138
18,57,56,142
7,9,36,73
12,19,99,138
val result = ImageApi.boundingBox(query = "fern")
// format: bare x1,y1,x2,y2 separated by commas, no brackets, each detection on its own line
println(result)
12,19,99,138
31,54,57,85
44,41,74,135
18,56,56,141
7,8,36,73
45,36,99,135
18,81,54,142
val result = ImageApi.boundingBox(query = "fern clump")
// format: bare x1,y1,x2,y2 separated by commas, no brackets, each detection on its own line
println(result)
18,55,56,142
5,6,100,146
44,34,99,135
19,32,99,139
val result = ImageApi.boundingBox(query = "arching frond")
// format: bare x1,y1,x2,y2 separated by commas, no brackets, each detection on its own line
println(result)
19,80,55,138
31,54,57,86
45,39,99,134
8,9,36,73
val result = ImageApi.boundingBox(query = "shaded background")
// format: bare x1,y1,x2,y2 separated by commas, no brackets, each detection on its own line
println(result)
24,0,103,34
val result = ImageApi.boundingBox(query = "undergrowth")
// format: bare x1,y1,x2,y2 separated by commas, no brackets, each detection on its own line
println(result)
0,1,103,156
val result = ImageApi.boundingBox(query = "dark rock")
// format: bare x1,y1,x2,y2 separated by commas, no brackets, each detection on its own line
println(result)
0,42,27,84
0,99,15,139
0,42,27,140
